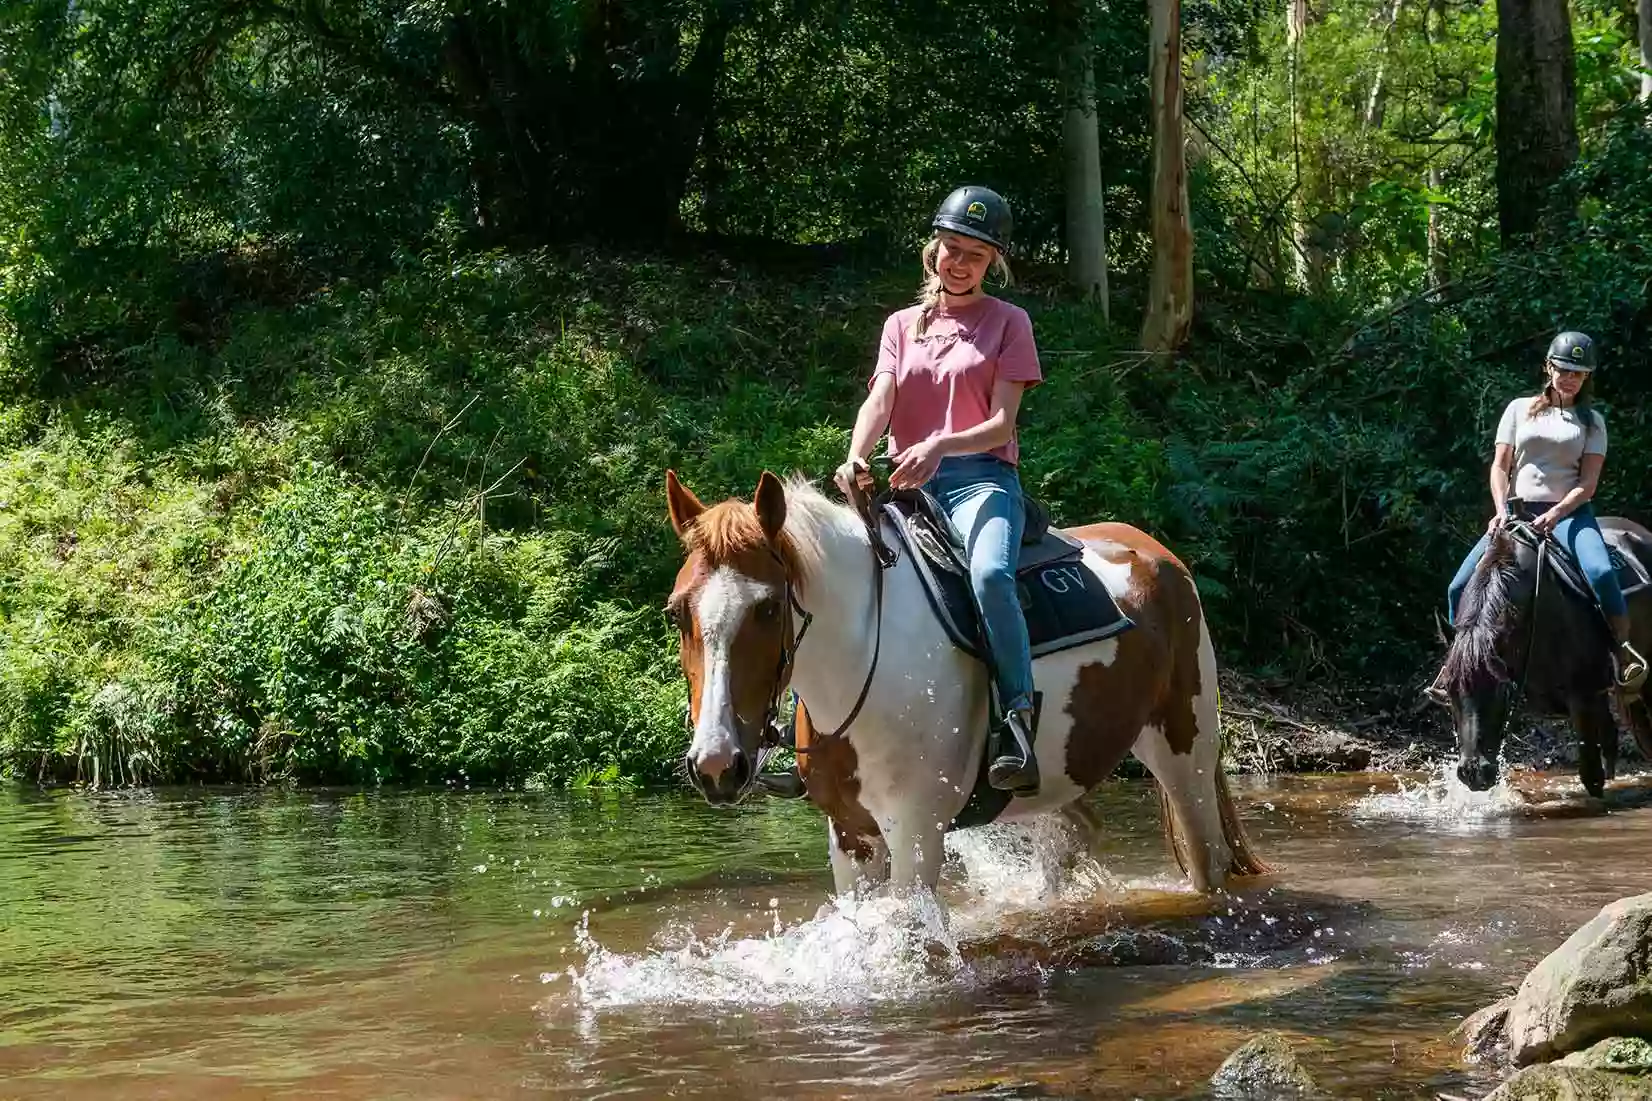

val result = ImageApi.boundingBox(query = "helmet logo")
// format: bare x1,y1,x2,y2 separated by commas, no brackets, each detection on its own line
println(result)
965,201,987,222
1571,346,1585,361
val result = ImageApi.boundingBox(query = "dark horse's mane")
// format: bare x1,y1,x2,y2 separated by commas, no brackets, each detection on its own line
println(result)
1442,529,1525,694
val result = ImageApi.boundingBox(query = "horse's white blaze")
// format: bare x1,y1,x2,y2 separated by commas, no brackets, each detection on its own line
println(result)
689,567,775,779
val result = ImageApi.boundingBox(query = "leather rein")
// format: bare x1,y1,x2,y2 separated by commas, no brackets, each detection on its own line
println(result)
756,475,895,760
1503,518,1550,716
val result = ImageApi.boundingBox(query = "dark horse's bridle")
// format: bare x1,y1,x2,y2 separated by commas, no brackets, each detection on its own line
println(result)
1501,518,1551,716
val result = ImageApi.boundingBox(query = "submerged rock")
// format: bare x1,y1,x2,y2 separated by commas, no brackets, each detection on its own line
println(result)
1559,1037,1652,1075
1209,1031,1317,1097
1506,892,1652,1065
1279,729,1374,773
1484,1064,1652,1099
1456,997,1513,1066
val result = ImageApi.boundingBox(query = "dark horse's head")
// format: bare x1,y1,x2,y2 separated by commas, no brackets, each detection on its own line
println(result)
1440,525,1615,795
1441,531,1534,790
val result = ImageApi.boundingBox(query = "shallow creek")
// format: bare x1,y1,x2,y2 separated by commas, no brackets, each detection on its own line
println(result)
3,768,1651,1098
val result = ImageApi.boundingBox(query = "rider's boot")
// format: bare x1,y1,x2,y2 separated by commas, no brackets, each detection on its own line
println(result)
1608,613,1648,694
1422,621,1457,708
987,703,1040,796
1422,665,1451,708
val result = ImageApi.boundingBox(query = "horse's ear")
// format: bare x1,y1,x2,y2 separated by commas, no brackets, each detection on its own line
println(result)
754,471,787,544
666,469,705,540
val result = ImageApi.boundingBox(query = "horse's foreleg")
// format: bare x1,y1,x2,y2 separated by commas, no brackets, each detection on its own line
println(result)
1571,695,1614,798
884,817,947,895
828,822,889,897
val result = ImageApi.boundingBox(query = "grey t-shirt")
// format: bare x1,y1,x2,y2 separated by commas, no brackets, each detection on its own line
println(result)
1496,395,1607,503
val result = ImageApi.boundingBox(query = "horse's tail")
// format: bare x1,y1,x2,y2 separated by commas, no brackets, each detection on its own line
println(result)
1157,768,1270,879
1214,768,1270,877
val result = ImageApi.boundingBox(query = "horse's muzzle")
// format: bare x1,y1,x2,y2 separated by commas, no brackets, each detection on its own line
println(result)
685,748,753,805
1456,755,1500,791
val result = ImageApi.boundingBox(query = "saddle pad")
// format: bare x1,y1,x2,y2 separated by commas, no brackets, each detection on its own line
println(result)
883,504,1135,662
1542,537,1650,609
1614,545,1650,599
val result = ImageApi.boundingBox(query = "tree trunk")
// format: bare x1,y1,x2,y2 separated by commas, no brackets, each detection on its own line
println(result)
1640,0,1652,101
1426,165,1448,292
1288,0,1325,291
419,1,751,241
1063,32,1110,316
1140,0,1193,353
1495,0,1578,243
1364,0,1405,129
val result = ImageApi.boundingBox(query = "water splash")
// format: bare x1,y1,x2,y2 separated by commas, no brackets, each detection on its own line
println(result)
1349,762,1527,824
947,815,1191,908
550,892,971,1009
945,816,1110,912
547,812,1217,1011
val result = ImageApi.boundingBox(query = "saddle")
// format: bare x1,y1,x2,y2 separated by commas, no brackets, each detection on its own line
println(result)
878,487,1135,664
760,473,1137,820
1506,501,1652,619
857,488,1133,829
1540,538,1651,610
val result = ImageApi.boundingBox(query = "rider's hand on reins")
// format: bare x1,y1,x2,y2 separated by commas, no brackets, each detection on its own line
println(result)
889,439,944,490
834,457,869,498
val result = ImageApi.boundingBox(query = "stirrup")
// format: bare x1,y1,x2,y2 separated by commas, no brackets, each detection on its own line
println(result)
1617,643,1648,693
987,708,1040,796
1422,671,1450,708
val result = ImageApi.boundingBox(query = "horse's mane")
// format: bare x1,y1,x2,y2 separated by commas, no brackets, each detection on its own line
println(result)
1441,529,1524,693
681,476,850,598
779,477,861,593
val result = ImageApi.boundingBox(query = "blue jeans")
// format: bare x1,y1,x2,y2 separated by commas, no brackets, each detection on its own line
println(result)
926,454,1034,714
1447,502,1626,625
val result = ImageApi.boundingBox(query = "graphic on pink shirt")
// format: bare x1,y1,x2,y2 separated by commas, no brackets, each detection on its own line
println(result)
870,297,1043,466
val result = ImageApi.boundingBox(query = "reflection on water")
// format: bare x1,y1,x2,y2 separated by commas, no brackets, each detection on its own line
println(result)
2,770,1652,1098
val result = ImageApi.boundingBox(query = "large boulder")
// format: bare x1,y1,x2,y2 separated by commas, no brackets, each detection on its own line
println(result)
1507,892,1652,1065
1483,1064,1652,1099
1209,1032,1317,1098
1457,997,1514,1066
1559,1038,1652,1075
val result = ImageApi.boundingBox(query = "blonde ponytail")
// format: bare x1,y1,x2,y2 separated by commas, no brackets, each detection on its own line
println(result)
909,237,1013,339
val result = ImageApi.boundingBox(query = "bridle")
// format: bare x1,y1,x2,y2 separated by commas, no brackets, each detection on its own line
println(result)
681,475,895,795
1494,518,1550,720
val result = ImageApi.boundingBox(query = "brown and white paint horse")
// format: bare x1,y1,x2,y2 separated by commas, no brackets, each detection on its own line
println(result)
665,469,1268,897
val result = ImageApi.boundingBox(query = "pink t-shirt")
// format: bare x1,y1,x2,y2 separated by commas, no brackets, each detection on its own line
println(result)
870,296,1042,466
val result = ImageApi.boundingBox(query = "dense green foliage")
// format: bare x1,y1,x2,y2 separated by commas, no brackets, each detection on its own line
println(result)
2,0,1651,785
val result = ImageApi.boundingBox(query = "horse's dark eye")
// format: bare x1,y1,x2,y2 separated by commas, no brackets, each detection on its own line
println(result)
756,598,781,623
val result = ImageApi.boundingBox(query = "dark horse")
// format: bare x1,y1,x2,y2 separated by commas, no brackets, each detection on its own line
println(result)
1443,516,1652,796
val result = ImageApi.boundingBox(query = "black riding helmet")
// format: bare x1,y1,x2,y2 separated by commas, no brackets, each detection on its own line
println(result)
932,186,1012,253
1547,331,1597,372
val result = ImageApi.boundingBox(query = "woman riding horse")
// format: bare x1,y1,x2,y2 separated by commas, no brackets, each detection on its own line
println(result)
1426,331,1648,704
832,186,1045,796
